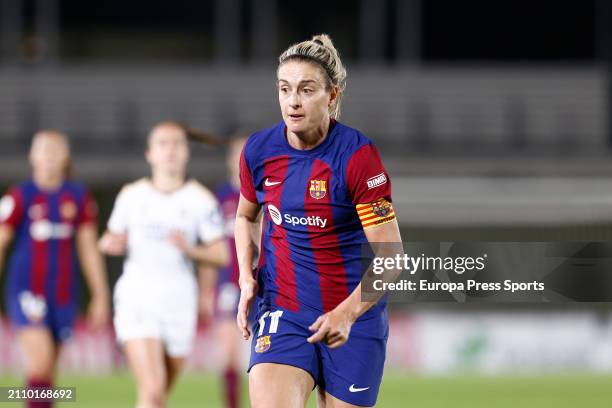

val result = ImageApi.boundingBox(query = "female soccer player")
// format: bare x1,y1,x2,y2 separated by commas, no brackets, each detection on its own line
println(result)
235,34,402,408
99,122,229,408
0,130,110,407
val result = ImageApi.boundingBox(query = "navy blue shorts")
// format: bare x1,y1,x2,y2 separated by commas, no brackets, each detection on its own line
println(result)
248,301,388,407
6,289,76,343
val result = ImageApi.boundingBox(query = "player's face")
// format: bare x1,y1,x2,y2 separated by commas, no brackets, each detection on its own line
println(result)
146,125,190,175
29,132,70,178
278,61,333,134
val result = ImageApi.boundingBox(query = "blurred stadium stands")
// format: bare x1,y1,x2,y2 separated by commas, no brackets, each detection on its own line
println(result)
0,67,607,163
0,67,611,226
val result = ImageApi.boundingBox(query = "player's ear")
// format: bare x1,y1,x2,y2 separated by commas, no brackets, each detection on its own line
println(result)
328,85,339,107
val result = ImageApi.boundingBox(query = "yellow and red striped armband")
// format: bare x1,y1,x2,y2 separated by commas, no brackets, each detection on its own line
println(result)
356,198,396,229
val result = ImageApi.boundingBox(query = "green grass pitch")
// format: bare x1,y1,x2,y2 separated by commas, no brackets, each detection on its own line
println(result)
1,372,612,407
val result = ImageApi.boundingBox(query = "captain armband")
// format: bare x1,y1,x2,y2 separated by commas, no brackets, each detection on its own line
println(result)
356,198,396,230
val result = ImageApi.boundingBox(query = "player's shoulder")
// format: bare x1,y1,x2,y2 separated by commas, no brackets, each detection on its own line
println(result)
245,122,282,148
242,122,284,162
185,179,218,204
4,179,39,201
0,181,29,217
62,179,91,196
117,178,150,199
3,180,28,196
333,121,377,157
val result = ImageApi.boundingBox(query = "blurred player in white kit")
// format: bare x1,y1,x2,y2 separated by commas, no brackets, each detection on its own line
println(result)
99,121,228,408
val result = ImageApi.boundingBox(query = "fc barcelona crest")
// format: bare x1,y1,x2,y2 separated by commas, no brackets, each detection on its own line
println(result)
309,179,327,200
372,198,392,217
255,335,271,353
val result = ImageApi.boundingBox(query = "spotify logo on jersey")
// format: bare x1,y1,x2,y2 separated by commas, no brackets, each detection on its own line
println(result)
266,204,328,228
267,204,283,225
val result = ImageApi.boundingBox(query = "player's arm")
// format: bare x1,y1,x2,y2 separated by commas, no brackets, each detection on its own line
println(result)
98,230,128,256
76,224,111,328
169,235,229,268
332,219,402,319
0,225,14,279
98,186,129,256
0,189,23,279
235,194,261,339
197,263,217,323
307,220,402,348
308,142,402,348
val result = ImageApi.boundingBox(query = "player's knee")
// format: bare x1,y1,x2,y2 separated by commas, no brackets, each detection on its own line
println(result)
248,383,280,408
25,361,54,381
249,383,308,408
249,397,289,408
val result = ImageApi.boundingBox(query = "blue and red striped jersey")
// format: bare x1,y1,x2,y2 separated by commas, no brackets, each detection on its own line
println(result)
216,182,240,286
240,120,395,317
0,179,98,305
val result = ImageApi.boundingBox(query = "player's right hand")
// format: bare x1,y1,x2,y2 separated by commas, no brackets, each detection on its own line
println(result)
237,275,258,340
98,232,127,256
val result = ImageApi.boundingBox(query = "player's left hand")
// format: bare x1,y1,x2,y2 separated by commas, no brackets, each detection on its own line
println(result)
87,295,110,329
307,307,355,349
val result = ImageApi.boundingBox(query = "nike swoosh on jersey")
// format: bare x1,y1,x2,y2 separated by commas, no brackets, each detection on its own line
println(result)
349,384,370,393
264,178,282,187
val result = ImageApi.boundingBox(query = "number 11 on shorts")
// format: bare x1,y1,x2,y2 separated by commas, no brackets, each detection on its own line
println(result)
257,310,283,336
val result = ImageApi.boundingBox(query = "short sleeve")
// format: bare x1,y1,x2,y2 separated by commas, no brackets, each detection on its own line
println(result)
239,144,257,203
0,188,24,229
107,187,130,233
77,190,98,226
346,143,392,205
346,143,396,230
198,201,225,244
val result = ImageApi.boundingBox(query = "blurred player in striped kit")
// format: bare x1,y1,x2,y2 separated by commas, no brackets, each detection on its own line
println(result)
200,135,258,408
99,122,229,408
235,34,402,408
0,130,110,408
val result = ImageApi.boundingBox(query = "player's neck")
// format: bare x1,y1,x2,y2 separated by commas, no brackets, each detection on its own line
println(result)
287,117,330,150
32,171,63,192
150,172,186,194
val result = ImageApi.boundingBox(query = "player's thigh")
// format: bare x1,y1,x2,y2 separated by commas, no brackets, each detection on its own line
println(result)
16,327,59,378
123,338,167,391
249,362,314,408
163,354,186,391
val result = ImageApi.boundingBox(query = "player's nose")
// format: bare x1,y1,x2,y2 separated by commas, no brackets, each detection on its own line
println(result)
288,92,301,108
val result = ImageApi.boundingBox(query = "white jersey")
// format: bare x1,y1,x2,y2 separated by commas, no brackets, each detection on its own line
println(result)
108,178,223,282
108,178,224,356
